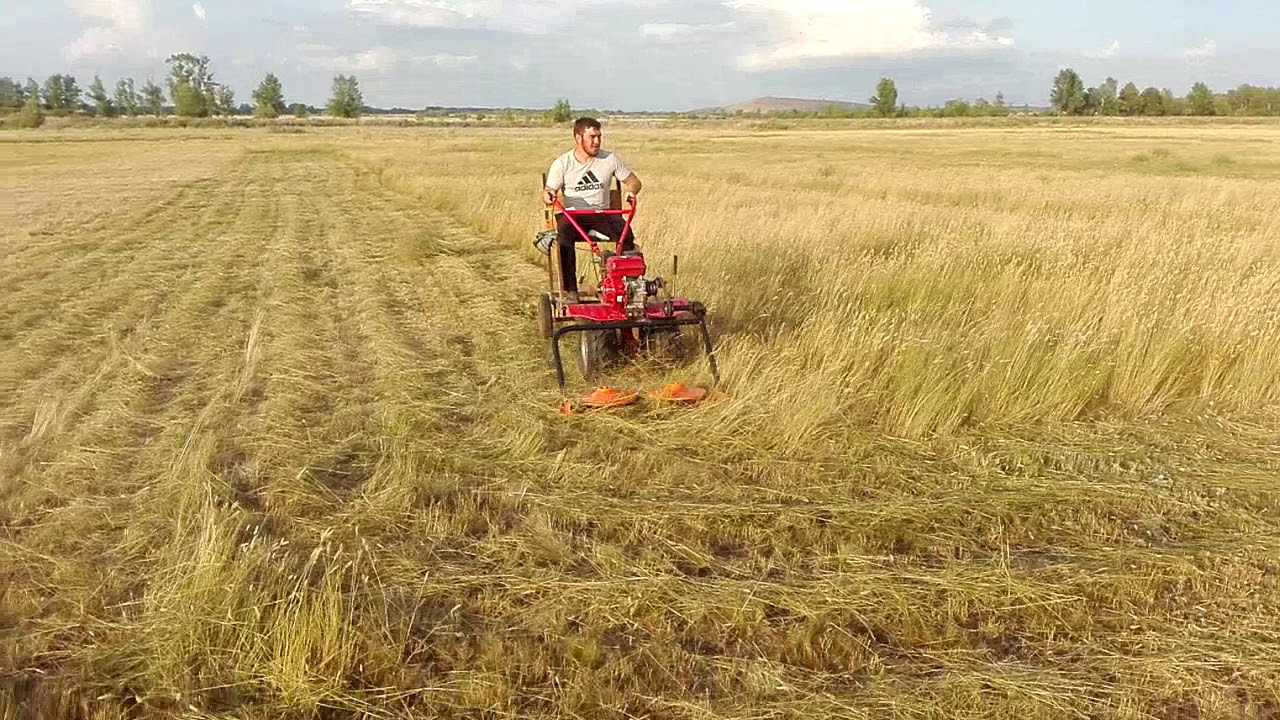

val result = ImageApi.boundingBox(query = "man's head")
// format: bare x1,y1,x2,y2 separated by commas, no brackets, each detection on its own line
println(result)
573,116,602,157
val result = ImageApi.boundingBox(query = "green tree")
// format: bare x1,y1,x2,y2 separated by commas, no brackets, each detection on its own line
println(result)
61,75,81,110
252,73,286,118
870,77,898,117
43,74,82,111
88,75,114,117
327,75,363,118
23,77,41,108
1118,82,1141,116
11,94,45,128
984,91,1010,116
43,75,64,110
214,84,235,115
166,53,216,117
113,78,140,116
1223,84,1278,114
141,79,165,115
1083,86,1101,115
549,98,572,122
1177,81,1208,114
1096,77,1119,115
172,81,207,116
973,97,992,115
1139,86,1165,116
941,98,971,117
0,77,20,111
289,102,310,117
1050,68,1086,115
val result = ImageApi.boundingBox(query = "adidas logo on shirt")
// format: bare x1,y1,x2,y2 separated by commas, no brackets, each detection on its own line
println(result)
573,170,604,192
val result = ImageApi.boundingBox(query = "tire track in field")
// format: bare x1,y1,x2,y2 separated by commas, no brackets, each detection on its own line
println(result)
2,150,286,674
1,158,270,507
6,143,543,668
230,149,546,520
331,151,1280,718
233,149,388,518
1,170,246,328
1,169,255,451
12,144,1276,719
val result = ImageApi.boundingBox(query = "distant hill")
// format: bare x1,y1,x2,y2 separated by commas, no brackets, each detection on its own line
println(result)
691,96,872,114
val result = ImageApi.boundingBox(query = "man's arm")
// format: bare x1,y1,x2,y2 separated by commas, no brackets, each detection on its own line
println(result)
621,172,642,196
544,156,564,205
614,153,641,196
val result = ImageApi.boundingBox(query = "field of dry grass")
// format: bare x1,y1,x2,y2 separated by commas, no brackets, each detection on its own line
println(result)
3,119,1279,719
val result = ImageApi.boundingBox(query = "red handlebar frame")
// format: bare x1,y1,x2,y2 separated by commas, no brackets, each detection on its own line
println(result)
551,196,637,256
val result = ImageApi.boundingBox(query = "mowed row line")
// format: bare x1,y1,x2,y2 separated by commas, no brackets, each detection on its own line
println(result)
3,143,1278,718
2,146,541,504
2,146,550,708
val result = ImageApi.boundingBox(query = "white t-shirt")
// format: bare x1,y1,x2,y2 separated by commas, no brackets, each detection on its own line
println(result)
545,150,632,210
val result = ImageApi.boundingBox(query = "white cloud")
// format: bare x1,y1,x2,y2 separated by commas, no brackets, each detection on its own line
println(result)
724,0,1013,70
347,0,570,35
66,0,147,31
1087,39,1120,59
192,2,206,21
414,53,478,67
62,0,152,61
1185,39,1216,61
64,27,128,61
299,45,479,74
325,46,401,72
639,21,736,41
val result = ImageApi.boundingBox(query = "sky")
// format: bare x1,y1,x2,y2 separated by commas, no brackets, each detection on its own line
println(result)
1,0,1277,111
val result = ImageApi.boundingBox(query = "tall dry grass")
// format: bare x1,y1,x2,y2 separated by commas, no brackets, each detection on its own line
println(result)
363,124,1279,439
2,122,1279,719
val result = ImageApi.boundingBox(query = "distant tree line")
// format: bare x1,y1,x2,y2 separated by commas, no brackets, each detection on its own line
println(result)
7,59,1279,125
696,76,1280,121
0,54,365,126
1048,68,1280,117
856,74,1280,119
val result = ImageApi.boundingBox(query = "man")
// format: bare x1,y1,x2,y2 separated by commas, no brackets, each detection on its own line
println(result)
543,116,643,301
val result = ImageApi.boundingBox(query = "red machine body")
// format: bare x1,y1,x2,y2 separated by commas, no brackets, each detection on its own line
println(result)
543,196,718,388
554,198,700,324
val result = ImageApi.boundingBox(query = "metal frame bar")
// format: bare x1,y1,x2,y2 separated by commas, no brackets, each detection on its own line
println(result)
551,197,637,257
551,315,720,388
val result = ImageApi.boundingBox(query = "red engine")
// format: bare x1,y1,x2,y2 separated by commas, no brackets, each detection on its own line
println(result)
552,197,694,324
542,196,720,390
599,254,663,320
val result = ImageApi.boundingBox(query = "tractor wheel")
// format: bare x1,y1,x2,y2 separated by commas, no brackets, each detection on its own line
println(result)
578,328,619,381
644,327,693,361
537,293,554,339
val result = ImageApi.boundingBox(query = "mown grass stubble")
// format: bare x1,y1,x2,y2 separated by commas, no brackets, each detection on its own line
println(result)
2,121,1278,719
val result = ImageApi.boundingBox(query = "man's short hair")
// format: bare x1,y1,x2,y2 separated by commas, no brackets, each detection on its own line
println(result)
573,116,601,136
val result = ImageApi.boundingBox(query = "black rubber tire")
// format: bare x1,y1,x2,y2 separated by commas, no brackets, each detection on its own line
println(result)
537,293,554,340
578,328,619,381
644,327,692,361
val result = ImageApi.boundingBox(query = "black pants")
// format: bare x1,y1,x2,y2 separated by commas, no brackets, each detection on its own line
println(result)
556,214,637,292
